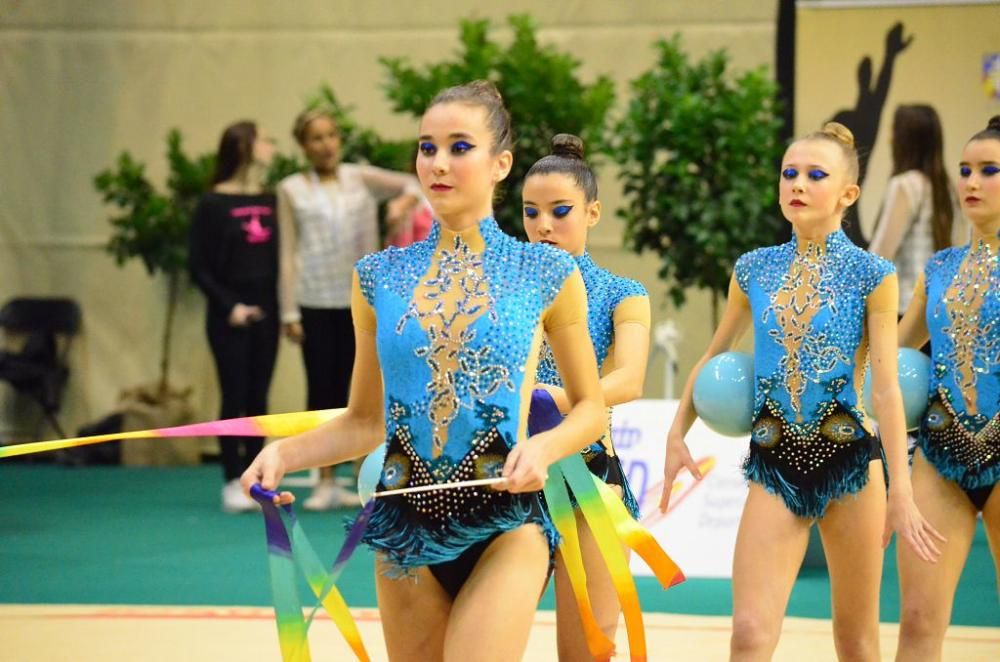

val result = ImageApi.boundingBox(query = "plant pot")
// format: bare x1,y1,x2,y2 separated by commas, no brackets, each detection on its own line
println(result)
116,382,201,466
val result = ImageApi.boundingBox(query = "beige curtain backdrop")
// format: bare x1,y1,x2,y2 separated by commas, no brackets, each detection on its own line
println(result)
796,2,1000,238
0,1,778,441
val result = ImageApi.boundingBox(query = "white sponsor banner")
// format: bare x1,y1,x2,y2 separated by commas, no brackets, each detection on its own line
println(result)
612,399,750,578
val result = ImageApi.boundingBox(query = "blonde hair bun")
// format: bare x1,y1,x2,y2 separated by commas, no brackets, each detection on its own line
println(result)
464,79,504,103
820,121,856,150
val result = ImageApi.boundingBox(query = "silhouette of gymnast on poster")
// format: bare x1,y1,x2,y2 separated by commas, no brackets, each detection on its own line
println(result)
829,22,914,247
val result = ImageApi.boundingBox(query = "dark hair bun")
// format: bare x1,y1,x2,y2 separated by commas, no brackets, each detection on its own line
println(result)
987,115,1000,132
551,133,585,161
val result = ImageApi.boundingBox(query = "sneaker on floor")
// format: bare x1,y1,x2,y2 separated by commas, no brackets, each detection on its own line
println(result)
221,479,257,513
330,483,361,508
302,479,338,511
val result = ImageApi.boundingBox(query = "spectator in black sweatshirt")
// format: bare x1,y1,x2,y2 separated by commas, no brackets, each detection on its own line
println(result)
189,120,279,512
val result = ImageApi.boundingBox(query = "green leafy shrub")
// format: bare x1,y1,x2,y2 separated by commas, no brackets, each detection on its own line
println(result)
94,130,212,397
610,35,784,322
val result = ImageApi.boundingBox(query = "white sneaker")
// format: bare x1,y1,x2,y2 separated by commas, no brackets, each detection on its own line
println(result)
303,479,361,510
331,483,361,508
302,479,338,511
221,479,257,513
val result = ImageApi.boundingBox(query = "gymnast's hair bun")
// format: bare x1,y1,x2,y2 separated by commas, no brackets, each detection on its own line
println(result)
551,134,586,161
987,115,1000,132
464,79,504,103
820,122,856,150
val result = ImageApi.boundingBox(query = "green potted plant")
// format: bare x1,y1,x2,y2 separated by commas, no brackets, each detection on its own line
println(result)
93,130,211,462
95,129,211,402
380,14,615,239
609,35,785,325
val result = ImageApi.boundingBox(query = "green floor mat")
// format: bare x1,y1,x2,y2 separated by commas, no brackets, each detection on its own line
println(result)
1,466,996,627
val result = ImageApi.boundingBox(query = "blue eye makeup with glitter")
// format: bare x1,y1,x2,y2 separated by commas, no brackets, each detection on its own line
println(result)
553,205,573,218
781,167,829,181
451,140,474,155
419,142,436,156
959,165,972,178
523,206,539,219
983,164,1000,176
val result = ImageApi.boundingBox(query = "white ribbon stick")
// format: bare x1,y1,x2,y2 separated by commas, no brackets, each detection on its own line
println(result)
373,477,505,498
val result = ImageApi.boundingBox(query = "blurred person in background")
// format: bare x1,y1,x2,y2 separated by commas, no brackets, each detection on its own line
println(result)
869,104,966,312
277,108,421,509
189,120,279,513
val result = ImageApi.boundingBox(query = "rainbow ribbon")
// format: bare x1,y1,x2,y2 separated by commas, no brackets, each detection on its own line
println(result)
0,409,345,459
299,497,374,630
3,396,684,662
531,393,616,659
594,479,685,590
0,410,374,660
529,390,684,662
251,484,373,662
541,457,617,659
251,485,312,662
558,454,648,660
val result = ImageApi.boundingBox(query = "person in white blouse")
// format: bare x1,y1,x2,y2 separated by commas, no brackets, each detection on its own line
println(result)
278,108,421,509
869,105,967,310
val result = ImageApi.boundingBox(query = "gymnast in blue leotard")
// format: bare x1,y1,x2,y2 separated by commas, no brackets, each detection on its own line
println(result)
522,134,650,660
660,122,942,660
896,116,1000,660
241,81,606,661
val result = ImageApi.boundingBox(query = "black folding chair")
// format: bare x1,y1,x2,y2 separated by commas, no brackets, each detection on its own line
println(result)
0,298,82,438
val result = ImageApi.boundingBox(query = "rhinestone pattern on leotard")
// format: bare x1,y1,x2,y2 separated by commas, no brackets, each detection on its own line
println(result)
735,230,893,518
355,217,579,570
919,239,1000,489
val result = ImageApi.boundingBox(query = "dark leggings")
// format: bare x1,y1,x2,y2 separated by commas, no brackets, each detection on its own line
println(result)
206,306,279,481
299,307,355,409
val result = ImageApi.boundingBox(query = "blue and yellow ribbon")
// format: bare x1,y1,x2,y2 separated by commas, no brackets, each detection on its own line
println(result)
251,484,373,662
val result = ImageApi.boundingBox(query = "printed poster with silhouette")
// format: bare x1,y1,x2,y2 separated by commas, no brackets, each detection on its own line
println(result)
794,2,1000,243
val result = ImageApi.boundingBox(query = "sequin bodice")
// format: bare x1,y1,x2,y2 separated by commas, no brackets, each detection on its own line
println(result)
536,252,647,386
924,241,1000,425
735,230,894,433
357,217,578,473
